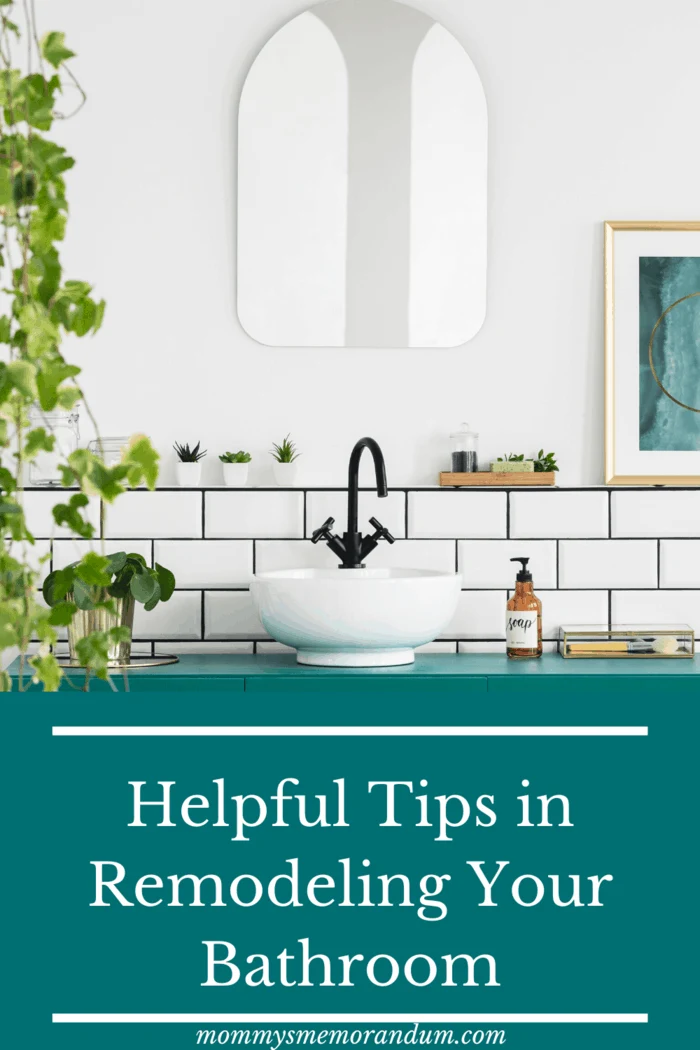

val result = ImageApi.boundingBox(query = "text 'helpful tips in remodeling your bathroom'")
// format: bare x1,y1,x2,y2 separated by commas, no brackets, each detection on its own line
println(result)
89,776,614,990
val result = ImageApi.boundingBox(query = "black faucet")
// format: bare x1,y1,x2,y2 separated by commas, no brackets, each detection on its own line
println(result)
311,437,395,568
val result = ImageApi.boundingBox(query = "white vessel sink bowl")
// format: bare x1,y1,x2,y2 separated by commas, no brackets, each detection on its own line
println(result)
251,567,461,667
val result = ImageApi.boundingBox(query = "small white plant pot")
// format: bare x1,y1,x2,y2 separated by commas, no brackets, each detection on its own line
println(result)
223,463,249,487
176,461,202,487
272,461,299,486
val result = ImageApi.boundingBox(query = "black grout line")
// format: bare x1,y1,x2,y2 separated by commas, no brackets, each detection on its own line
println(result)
607,590,612,631
657,539,661,587
555,539,560,588
200,591,205,642
302,491,307,538
404,491,409,538
252,540,257,575
607,490,612,538
506,492,510,538
40,535,700,542
201,491,206,538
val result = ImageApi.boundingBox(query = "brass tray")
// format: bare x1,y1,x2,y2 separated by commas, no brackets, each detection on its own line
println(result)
56,654,179,670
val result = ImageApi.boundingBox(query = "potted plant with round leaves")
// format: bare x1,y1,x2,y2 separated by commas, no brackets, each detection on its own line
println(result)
270,434,300,486
174,441,206,486
219,450,251,487
43,552,175,666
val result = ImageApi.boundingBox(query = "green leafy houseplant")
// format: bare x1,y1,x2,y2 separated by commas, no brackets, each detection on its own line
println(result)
270,435,300,463
44,552,175,614
533,450,558,473
219,451,251,464
174,441,206,463
497,451,559,473
0,6,161,689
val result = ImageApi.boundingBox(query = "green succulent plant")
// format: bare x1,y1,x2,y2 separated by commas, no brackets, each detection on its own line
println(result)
173,441,206,463
219,451,251,464
270,434,300,463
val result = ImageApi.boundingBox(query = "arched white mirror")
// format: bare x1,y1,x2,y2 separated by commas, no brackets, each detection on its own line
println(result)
238,0,487,348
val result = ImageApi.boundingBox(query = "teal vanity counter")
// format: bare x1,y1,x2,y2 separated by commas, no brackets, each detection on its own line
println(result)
12,651,699,714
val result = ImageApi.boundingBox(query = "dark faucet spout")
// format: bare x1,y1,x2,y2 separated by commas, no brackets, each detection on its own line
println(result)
347,437,387,535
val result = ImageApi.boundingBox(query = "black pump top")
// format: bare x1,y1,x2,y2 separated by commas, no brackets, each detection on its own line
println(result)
510,556,532,582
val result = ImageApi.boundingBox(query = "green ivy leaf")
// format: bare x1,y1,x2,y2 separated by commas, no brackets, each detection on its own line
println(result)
52,493,94,539
28,653,62,692
41,31,76,69
36,359,80,410
74,632,111,680
48,600,78,626
6,359,38,398
70,298,96,336
123,435,159,490
0,166,12,206
24,426,55,459
74,551,111,588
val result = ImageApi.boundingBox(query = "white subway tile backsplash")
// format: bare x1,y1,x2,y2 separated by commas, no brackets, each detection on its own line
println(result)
612,590,700,633
53,539,152,571
306,491,406,538
30,487,700,647
612,490,700,537
660,541,700,588
408,492,506,538
458,640,506,653
416,641,458,653
154,540,253,588
24,490,99,539
559,540,657,589
457,640,558,654
206,491,303,538
256,538,455,574
155,642,254,654
105,491,201,538
510,491,608,538
458,540,557,588
441,591,506,639
17,539,51,574
205,591,269,639
257,641,296,654
535,590,609,639
133,591,201,639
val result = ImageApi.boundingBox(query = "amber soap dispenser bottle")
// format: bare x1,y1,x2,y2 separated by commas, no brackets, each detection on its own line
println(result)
506,557,542,659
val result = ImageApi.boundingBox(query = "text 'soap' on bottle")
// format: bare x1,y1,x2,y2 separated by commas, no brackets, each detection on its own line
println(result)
506,557,542,659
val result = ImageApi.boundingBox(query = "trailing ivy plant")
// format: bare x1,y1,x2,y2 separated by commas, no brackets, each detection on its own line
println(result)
0,4,160,690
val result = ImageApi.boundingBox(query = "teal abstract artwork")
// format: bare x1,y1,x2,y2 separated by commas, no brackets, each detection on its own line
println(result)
639,256,700,450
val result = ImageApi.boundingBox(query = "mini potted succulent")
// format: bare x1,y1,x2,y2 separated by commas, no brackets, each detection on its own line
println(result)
174,441,206,486
270,434,300,486
219,450,252,487
43,552,175,667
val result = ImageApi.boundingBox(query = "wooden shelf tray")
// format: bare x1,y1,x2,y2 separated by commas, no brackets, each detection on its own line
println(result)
439,471,557,487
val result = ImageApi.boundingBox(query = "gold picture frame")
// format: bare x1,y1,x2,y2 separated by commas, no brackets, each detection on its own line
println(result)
604,220,700,485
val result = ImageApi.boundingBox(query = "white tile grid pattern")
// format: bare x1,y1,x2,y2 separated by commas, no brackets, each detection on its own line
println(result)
26,487,700,652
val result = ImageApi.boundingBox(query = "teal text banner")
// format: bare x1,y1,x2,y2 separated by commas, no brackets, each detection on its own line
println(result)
1,675,694,1049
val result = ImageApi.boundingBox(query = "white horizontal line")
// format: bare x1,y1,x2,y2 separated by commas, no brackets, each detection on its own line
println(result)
52,1013,648,1024
51,725,648,737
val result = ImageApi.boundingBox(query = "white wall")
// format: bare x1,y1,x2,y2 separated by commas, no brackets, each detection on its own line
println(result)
45,0,700,487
